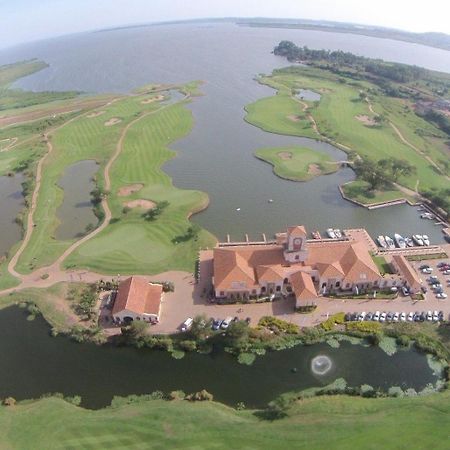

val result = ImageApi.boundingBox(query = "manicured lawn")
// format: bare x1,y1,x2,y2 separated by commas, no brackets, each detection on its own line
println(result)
12,88,215,275
255,146,338,181
245,91,317,138
371,255,394,275
64,98,216,274
341,180,412,205
0,392,449,449
249,67,449,195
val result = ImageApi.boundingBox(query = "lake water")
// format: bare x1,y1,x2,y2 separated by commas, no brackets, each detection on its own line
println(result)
0,174,24,256
0,306,438,409
55,160,98,240
0,22,448,246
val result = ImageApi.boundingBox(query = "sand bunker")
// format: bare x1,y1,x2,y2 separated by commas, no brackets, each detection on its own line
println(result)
287,114,301,122
124,199,156,209
87,110,106,118
277,151,293,160
355,115,377,126
118,184,143,197
308,164,322,176
141,95,165,104
104,117,122,126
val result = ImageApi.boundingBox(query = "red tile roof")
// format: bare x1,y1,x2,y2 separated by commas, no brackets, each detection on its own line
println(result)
290,271,318,300
112,276,162,316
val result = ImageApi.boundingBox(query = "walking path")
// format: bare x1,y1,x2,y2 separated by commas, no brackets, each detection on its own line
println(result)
2,93,188,298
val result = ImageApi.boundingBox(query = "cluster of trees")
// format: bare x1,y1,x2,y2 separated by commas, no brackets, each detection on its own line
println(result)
273,41,428,83
67,285,98,320
142,200,169,221
352,156,416,191
417,108,450,137
421,187,450,217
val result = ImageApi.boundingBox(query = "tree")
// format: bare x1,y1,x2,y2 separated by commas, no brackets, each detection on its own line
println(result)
225,320,250,349
189,314,212,341
121,320,148,342
378,157,416,181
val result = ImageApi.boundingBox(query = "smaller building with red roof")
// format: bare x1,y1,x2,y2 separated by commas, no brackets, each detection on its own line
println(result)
112,276,163,323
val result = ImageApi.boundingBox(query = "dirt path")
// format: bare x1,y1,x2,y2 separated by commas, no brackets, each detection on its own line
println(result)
294,97,352,151
3,93,189,296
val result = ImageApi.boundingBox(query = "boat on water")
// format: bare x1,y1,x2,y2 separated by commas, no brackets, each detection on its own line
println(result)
394,233,407,249
377,236,388,249
412,234,424,246
326,228,337,239
312,230,322,240
334,229,342,239
422,234,430,246
385,236,395,249
405,237,414,247
420,212,434,220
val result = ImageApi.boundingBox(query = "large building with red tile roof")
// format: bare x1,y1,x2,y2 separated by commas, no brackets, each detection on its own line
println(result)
212,225,408,306
112,276,163,323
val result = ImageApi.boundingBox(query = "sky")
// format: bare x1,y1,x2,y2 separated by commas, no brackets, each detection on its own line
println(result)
1,0,449,49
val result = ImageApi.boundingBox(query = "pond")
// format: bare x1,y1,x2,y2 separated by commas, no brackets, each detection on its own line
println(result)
55,160,99,240
0,173,25,257
295,89,321,101
0,307,438,409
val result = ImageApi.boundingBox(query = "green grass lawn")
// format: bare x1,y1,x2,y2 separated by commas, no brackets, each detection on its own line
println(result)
0,392,449,449
371,254,394,275
341,180,413,205
255,146,338,181
245,91,317,138
12,87,215,275
248,67,449,196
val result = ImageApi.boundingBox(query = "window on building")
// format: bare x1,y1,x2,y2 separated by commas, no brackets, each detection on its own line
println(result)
220,291,225,297
322,282,327,288
346,283,350,289
252,289,257,295
261,287,266,293
276,286,281,291
335,281,340,288
295,255,300,260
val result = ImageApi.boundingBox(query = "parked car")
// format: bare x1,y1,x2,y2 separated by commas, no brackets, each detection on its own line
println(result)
421,286,428,293
212,319,222,330
413,311,421,322
373,311,380,321
420,264,431,270
400,312,406,322
422,268,432,274
428,276,438,283
358,312,366,321
181,317,194,332
365,312,373,321
386,312,394,322
393,312,400,322
407,312,414,322
443,270,450,275
245,317,251,324
419,312,426,322
436,293,448,299
426,311,433,321
379,312,387,322
437,262,447,268
433,311,439,322
438,311,444,321
220,317,234,329
401,286,409,296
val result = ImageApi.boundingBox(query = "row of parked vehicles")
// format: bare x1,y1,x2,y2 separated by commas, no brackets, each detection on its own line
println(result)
180,316,251,332
345,310,445,323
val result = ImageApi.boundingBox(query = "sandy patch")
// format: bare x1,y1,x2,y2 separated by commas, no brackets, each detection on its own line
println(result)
118,184,143,197
123,199,156,209
87,110,106,118
141,95,165,104
287,114,301,122
307,164,322,176
355,115,377,126
277,151,293,160
104,117,122,126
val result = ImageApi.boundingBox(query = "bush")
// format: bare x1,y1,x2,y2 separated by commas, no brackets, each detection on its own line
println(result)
186,390,213,402
258,316,299,334
178,340,197,352
168,390,185,401
321,312,346,331
2,397,16,406
346,321,382,333
237,352,256,365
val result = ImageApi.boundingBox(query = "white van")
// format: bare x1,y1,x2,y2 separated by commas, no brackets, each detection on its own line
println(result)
181,317,193,332
220,317,234,329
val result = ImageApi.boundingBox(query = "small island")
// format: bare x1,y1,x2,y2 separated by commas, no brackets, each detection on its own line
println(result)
255,146,338,181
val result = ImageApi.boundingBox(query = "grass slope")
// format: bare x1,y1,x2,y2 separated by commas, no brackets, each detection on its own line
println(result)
0,392,449,449
255,146,338,181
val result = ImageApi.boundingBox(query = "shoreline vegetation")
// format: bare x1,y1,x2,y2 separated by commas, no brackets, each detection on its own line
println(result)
245,41,450,216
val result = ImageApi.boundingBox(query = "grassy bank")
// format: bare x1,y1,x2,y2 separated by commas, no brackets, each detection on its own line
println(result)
0,391,449,449
255,146,338,181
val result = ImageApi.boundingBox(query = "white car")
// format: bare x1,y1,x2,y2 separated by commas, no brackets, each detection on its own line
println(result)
180,317,193,332
422,268,432,274
393,312,399,322
379,312,387,322
426,311,433,321
400,312,406,322
358,312,366,321
373,311,380,321
436,293,447,299
432,311,439,322
220,317,234,329
407,312,414,322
